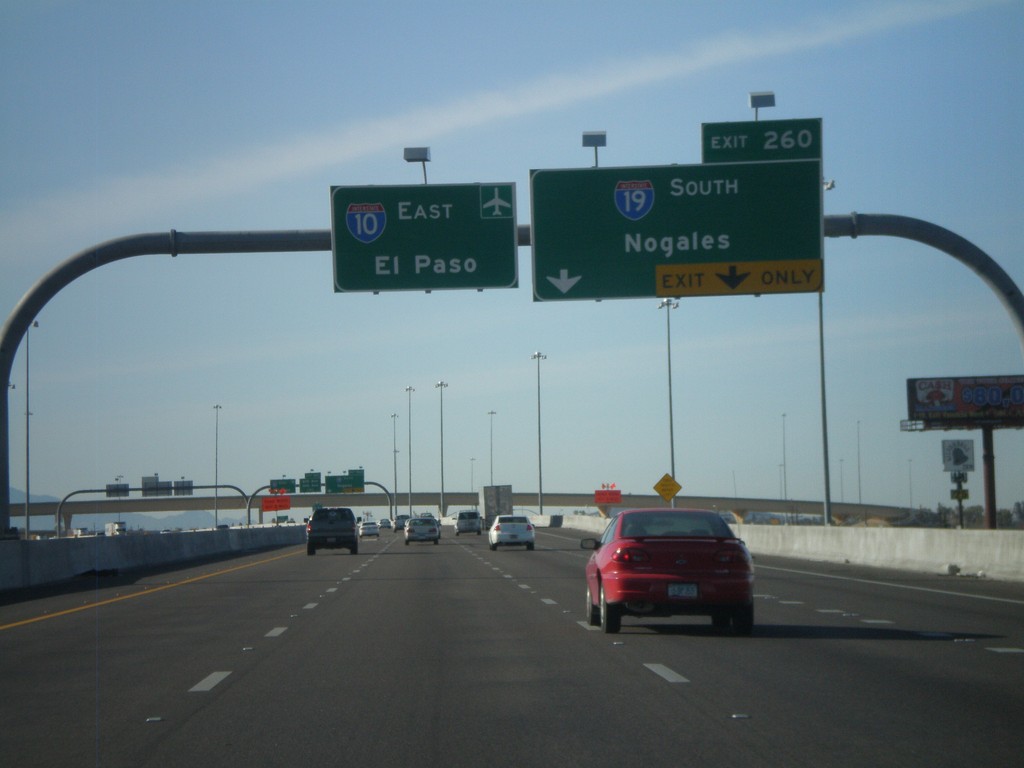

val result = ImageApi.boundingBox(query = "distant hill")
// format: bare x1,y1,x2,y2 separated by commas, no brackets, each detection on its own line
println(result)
8,487,60,504
70,510,245,532
7,490,247,532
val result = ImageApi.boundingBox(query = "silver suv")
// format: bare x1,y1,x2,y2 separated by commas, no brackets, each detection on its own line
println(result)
455,510,482,535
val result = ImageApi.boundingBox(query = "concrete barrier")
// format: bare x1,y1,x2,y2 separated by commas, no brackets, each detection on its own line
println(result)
5,520,1022,590
734,525,1024,581
556,516,1024,582
0,525,307,591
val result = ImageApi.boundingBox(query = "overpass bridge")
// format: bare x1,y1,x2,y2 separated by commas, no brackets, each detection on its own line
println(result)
10,491,910,534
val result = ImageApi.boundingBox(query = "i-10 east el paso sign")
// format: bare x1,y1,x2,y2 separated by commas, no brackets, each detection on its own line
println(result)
331,183,518,292
530,161,822,301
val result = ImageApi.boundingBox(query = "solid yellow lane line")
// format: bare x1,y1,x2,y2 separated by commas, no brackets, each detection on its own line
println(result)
0,548,303,632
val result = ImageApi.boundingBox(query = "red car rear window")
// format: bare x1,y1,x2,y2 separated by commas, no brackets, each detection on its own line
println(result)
619,511,732,538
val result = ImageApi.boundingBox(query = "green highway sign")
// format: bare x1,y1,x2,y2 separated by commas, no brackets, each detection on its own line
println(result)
702,118,822,163
270,478,296,493
331,183,518,293
530,161,822,302
325,468,365,494
300,472,322,493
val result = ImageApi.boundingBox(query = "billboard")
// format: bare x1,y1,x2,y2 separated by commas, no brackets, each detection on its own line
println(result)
907,375,1024,428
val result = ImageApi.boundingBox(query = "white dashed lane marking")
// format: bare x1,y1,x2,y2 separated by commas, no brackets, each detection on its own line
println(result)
189,671,231,692
265,627,287,637
644,663,690,683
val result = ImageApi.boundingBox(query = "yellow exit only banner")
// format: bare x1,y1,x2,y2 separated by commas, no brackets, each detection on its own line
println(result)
655,258,823,298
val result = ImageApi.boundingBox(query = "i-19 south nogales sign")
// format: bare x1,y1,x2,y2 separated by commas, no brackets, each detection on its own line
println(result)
331,183,518,292
530,161,822,301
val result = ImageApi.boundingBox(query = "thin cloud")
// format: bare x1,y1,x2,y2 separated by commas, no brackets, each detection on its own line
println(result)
0,0,1003,256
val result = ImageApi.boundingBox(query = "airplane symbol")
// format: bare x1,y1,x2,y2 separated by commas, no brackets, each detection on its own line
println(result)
482,187,512,216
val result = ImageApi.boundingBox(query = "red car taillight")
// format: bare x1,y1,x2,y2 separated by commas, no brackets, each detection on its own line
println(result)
526,524,534,532
306,522,311,534
714,543,752,568
611,547,649,564
493,524,501,532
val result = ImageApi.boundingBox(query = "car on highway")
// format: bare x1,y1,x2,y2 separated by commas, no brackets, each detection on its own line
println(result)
455,510,482,535
306,507,358,556
405,517,440,545
580,508,754,635
359,519,380,538
488,515,535,551
419,513,442,537
394,514,410,532
377,518,392,531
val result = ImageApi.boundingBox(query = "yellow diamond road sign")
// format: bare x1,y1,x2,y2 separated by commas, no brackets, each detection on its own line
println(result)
654,473,682,503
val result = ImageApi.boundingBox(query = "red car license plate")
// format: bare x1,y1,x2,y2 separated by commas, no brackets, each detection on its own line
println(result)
668,583,698,598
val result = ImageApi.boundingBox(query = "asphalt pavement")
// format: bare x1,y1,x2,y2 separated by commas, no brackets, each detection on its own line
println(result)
1,527,1022,767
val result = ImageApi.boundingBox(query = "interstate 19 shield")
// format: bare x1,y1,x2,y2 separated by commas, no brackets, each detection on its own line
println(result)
614,180,654,221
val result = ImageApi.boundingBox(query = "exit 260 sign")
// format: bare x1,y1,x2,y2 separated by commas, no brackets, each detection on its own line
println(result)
331,183,518,293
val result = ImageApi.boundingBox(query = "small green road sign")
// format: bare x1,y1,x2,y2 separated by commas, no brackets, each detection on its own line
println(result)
530,161,822,302
702,118,822,163
270,478,296,494
299,472,322,493
331,183,518,293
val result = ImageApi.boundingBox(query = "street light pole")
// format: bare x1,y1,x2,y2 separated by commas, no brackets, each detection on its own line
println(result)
908,459,913,512
213,404,222,527
840,458,845,503
405,386,414,515
781,413,788,500
487,410,496,486
435,381,448,519
856,420,863,504
531,352,546,515
391,413,398,520
658,299,678,506
25,320,38,537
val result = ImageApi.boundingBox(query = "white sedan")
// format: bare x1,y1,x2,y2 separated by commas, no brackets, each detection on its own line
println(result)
487,515,535,551
405,517,440,545
358,520,380,538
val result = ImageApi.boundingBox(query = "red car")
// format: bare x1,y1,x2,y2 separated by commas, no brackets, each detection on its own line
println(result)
581,508,754,635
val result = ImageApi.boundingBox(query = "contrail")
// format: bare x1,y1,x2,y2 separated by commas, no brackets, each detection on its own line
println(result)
0,0,1003,256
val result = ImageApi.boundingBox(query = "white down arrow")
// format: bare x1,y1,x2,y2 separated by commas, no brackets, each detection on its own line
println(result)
546,269,582,294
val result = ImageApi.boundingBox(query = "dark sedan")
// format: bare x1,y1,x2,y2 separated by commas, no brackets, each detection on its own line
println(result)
581,508,754,635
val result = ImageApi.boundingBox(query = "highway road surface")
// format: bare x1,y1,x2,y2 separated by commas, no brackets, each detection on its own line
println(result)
1,526,1022,767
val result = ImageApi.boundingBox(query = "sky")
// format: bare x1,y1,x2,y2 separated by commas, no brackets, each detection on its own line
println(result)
1,0,1022,519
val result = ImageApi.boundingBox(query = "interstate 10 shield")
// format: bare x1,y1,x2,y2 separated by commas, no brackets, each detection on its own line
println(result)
614,180,654,221
345,202,386,244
